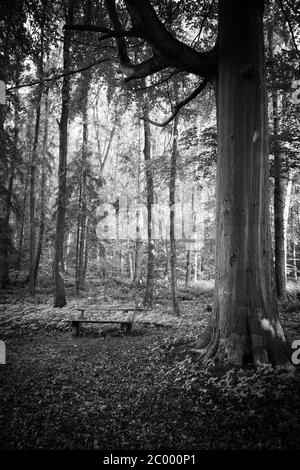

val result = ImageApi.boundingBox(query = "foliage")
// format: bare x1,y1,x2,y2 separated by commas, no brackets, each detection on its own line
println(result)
0,282,300,449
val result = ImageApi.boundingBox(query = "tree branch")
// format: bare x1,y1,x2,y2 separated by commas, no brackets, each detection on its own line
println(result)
142,78,209,127
104,0,131,65
190,0,217,48
133,69,181,92
64,22,138,38
6,58,111,92
67,0,217,81
123,0,217,78
103,0,175,81
121,55,174,81
279,0,300,59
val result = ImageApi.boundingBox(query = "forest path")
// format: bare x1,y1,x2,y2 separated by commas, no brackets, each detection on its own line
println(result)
1,313,300,449
1,285,300,449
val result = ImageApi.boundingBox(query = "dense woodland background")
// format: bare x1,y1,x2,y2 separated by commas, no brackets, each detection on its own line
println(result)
0,0,300,452
0,0,299,307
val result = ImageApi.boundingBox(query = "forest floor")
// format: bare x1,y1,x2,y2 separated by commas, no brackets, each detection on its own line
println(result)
1,278,300,450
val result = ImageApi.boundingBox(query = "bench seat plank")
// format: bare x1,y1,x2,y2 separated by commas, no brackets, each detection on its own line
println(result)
68,305,147,336
71,320,130,324
69,318,132,336
77,307,144,312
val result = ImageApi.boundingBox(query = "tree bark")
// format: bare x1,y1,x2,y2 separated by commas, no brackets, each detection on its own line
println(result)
291,206,298,281
16,166,29,277
143,104,155,305
268,28,288,301
1,162,13,289
194,251,197,283
186,187,196,286
76,70,91,293
272,88,287,300
83,223,89,281
28,89,42,295
169,116,180,316
2,81,20,287
53,2,73,307
185,250,191,286
197,0,288,365
128,250,134,280
283,176,293,281
132,130,143,285
133,238,143,283
34,88,49,285
29,4,46,296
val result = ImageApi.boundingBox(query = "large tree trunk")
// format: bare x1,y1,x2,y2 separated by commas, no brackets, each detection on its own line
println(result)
169,117,180,316
143,105,155,306
197,0,288,365
53,2,73,307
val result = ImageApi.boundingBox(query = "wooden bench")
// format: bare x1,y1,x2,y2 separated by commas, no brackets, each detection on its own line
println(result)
69,305,144,337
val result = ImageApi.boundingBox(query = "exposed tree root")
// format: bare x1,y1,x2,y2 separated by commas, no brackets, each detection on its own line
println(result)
193,309,291,367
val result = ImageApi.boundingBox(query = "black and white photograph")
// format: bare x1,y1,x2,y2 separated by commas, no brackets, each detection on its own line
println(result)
0,0,300,459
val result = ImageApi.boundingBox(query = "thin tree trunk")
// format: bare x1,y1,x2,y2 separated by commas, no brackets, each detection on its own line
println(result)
185,250,191,286
29,5,46,296
75,182,82,294
269,28,287,301
77,1,91,292
53,2,73,307
2,159,14,288
292,207,298,280
2,82,20,287
128,251,134,280
273,95,287,300
28,91,42,295
66,230,72,268
169,116,180,316
143,104,155,305
133,238,143,283
0,63,6,289
133,129,143,285
83,223,89,281
34,87,49,285
77,71,91,292
292,240,297,280
164,240,169,279
16,166,29,276
283,176,293,282
194,251,197,283
98,242,106,278
186,187,195,286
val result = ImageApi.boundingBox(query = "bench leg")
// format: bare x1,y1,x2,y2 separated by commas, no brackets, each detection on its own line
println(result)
72,321,80,337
